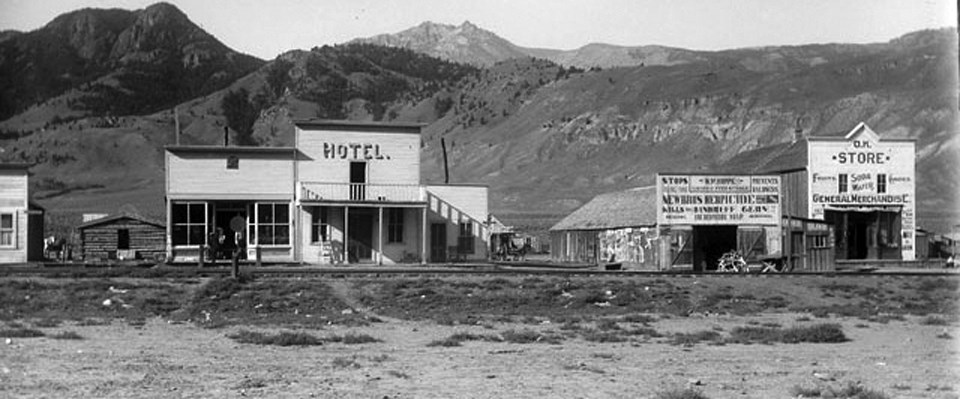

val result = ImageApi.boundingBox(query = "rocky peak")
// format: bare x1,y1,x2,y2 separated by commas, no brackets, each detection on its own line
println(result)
353,20,527,66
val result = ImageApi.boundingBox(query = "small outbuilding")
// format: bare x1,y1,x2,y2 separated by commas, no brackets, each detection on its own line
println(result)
550,186,661,269
77,214,165,262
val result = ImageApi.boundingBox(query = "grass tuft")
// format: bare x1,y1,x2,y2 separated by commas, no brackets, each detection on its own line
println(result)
32,318,62,328
228,330,323,346
670,330,722,346
0,328,45,338
920,316,949,326
341,332,381,344
502,329,562,344
780,323,848,343
654,387,712,399
331,356,361,369
50,331,84,340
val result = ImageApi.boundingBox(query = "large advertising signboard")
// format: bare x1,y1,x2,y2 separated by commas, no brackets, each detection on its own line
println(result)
657,174,781,225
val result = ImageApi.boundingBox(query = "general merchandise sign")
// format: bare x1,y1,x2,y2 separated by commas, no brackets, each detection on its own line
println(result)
657,174,781,225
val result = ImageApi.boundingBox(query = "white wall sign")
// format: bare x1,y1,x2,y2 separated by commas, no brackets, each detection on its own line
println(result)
657,174,781,225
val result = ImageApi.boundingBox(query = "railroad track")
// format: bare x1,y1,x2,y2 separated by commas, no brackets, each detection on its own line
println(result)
2,263,957,278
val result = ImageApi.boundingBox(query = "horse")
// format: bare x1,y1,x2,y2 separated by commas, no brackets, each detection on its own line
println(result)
44,236,67,261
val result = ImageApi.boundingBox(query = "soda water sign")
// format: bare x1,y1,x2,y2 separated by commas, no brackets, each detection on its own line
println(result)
657,174,781,225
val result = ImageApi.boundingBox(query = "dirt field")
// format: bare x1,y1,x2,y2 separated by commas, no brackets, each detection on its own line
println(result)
1,274,958,398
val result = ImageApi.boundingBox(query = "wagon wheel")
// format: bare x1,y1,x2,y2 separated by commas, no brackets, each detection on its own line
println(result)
717,251,745,273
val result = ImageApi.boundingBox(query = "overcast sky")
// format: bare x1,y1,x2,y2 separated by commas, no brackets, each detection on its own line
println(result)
0,0,956,60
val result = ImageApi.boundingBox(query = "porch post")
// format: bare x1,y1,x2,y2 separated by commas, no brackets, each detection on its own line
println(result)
378,207,384,265
344,206,350,265
421,207,427,265
165,198,173,261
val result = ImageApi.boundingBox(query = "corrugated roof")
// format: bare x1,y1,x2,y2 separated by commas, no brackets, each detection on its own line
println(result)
77,214,165,230
550,186,657,231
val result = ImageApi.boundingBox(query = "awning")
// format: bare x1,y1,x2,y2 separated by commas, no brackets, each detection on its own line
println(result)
823,204,902,213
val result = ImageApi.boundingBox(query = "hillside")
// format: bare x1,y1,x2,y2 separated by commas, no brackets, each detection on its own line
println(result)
417,28,958,233
0,6,956,237
0,2,263,127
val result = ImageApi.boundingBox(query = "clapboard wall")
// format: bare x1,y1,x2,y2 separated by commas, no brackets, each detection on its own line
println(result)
0,166,29,263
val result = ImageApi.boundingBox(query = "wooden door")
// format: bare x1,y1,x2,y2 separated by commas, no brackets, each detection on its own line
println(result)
430,223,446,262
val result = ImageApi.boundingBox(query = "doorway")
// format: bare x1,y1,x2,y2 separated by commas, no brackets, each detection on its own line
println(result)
348,208,374,262
692,225,737,272
350,162,367,201
214,205,247,260
846,212,870,259
430,223,446,262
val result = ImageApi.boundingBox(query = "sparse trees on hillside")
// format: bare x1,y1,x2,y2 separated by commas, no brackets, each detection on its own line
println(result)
221,88,265,146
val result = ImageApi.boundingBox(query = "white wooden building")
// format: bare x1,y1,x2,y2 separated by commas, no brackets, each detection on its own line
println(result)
0,163,43,264
721,122,916,262
164,120,489,264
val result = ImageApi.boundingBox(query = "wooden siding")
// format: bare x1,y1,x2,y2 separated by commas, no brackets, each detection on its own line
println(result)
167,151,294,197
0,170,27,208
80,218,165,261
296,127,421,186
551,230,597,264
0,171,28,263
780,170,808,219
424,186,489,261
425,185,488,224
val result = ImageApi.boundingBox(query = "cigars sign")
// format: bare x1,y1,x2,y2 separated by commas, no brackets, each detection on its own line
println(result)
657,174,781,225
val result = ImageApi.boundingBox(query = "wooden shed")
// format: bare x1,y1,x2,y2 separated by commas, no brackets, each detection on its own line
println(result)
77,214,165,262
550,186,661,269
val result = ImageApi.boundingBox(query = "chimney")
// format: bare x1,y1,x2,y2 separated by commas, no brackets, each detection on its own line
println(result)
223,126,229,146
174,107,180,145
441,137,450,184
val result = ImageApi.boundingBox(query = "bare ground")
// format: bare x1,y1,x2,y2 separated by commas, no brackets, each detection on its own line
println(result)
0,274,958,398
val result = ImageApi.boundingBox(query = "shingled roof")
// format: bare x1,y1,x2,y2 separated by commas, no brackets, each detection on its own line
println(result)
76,213,165,230
550,186,657,231
717,139,808,174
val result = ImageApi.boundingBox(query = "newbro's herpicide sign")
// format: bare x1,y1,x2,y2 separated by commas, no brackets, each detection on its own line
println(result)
657,174,781,225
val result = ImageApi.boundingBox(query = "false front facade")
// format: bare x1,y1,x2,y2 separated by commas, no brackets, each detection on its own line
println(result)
164,120,489,264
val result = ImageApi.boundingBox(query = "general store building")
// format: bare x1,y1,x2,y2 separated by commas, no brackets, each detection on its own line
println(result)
164,120,489,264
721,122,915,262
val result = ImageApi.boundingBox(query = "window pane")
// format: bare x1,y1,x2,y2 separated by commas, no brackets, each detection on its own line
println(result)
0,231,11,246
0,214,11,229
258,226,273,245
172,225,188,245
172,204,188,224
189,203,205,224
258,204,273,223
275,204,289,223
275,226,290,245
189,226,206,246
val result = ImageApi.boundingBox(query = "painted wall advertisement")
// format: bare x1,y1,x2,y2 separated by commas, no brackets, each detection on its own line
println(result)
807,126,916,260
657,174,781,225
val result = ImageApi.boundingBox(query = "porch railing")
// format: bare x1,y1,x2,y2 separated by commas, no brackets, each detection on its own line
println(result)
299,182,425,203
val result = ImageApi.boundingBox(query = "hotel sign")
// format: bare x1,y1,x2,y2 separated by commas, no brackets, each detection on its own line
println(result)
657,174,781,225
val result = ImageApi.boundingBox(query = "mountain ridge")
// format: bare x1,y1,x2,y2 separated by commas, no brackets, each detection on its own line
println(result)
0,5,956,236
